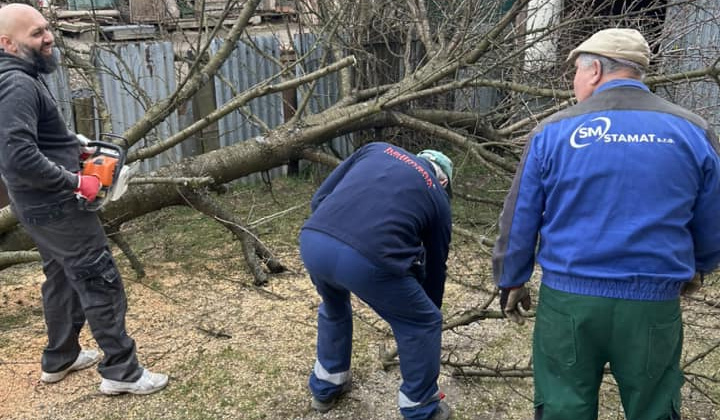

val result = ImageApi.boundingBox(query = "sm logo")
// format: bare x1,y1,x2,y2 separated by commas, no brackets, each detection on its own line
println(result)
569,117,612,149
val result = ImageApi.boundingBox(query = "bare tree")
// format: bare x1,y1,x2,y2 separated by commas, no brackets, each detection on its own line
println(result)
0,0,717,276
0,0,717,269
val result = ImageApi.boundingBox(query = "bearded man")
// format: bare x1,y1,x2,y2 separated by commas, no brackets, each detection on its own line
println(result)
0,3,167,395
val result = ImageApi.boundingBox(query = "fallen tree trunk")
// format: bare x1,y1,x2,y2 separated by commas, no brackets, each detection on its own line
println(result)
0,104,415,254
0,106,394,263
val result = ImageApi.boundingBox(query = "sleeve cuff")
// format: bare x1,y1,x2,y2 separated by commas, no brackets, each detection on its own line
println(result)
71,172,80,189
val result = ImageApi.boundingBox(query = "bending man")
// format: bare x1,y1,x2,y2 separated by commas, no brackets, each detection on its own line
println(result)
300,142,453,420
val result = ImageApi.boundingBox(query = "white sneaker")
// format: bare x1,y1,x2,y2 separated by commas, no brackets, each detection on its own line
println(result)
40,349,101,383
99,368,168,395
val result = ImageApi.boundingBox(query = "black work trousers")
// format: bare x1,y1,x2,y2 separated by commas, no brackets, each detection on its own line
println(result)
14,198,142,382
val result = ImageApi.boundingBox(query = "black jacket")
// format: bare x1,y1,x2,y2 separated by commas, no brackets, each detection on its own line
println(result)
0,51,79,206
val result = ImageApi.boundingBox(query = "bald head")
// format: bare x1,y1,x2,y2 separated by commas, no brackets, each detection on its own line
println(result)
0,4,45,37
0,4,56,72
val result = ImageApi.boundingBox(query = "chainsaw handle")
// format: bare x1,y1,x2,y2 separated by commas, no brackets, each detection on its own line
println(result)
86,141,123,156
98,133,130,149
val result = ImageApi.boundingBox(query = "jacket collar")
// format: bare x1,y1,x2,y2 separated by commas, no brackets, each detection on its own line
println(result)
594,78,650,96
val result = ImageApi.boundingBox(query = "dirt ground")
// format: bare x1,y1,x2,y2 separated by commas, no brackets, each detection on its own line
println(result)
1,188,719,420
0,242,530,420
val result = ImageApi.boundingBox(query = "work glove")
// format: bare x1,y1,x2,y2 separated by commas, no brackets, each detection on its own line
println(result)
499,285,532,325
681,273,704,296
74,173,101,202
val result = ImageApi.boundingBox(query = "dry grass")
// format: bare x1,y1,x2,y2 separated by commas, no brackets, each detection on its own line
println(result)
0,177,718,420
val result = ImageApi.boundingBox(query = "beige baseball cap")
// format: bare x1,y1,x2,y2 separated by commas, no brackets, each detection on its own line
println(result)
567,28,651,68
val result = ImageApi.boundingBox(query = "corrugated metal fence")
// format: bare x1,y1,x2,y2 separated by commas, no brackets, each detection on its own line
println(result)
210,35,287,183
71,34,354,180
94,41,182,173
660,1,720,132
293,33,354,160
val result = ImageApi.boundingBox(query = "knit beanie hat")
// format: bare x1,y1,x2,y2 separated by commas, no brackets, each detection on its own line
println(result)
417,149,453,198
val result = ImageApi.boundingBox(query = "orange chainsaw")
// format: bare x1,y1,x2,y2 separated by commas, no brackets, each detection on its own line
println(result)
77,134,135,211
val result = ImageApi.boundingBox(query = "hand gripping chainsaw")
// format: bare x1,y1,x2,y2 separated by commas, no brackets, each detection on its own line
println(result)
77,133,138,211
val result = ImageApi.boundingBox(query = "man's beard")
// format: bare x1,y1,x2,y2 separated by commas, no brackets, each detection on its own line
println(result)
17,43,58,74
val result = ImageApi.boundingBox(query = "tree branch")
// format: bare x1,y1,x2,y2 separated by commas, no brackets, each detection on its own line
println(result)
105,224,146,279
0,250,40,268
121,0,265,147
299,148,342,168
179,188,287,286
129,177,215,186
390,111,517,173
128,56,357,162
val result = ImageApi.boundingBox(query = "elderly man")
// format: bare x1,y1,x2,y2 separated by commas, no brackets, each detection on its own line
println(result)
300,142,453,420
493,28,720,419
0,3,167,395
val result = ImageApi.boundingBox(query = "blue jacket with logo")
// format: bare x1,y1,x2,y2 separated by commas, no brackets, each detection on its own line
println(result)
302,142,452,307
493,79,720,301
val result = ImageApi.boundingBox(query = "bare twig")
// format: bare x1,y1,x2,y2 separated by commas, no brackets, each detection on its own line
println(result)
129,177,215,186
105,224,146,279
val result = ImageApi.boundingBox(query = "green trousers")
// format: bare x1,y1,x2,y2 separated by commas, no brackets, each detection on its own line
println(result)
533,284,683,420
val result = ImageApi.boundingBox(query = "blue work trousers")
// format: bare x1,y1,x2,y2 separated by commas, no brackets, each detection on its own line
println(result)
300,229,442,420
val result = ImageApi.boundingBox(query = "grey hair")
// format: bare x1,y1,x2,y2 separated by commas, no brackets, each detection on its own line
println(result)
576,53,646,80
